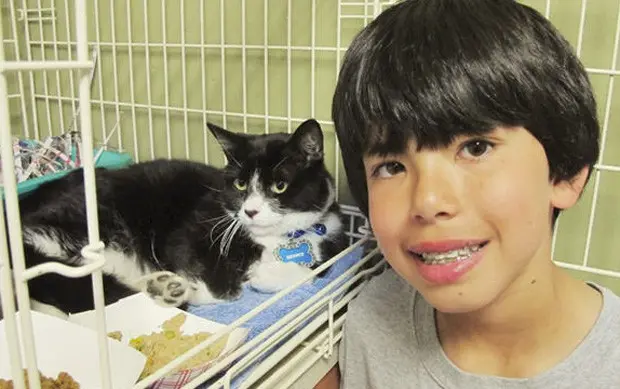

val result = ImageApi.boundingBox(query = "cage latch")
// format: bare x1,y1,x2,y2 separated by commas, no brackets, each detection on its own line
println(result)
16,7,56,23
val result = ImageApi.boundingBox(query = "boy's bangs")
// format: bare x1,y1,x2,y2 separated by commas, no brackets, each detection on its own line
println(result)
353,47,528,158
342,0,542,157
357,81,504,157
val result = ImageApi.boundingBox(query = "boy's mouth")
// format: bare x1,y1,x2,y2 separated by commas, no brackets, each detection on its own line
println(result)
409,241,489,265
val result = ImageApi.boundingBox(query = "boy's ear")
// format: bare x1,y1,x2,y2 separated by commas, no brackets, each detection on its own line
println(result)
551,166,590,210
288,119,324,164
206,122,247,162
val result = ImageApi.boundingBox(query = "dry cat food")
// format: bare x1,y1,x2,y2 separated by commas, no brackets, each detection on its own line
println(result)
0,369,80,389
108,313,229,380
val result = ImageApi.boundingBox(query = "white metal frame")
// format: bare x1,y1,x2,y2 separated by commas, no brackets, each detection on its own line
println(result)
2,0,620,388
0,1,113,389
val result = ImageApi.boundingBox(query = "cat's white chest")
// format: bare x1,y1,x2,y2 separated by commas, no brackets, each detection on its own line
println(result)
246,234,320,293
246,213,342,293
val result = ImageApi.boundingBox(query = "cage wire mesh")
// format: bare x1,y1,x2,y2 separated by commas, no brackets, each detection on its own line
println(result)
1,0,620,381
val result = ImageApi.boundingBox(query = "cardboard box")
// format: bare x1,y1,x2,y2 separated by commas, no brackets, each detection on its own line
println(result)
0,310,146,388
1,294,248,388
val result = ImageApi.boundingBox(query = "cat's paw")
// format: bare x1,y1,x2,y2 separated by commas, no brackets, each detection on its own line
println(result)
248,261,314,293
142,271,191,307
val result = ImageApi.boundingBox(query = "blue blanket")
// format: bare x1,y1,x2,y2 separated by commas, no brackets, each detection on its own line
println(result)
188,245,364,388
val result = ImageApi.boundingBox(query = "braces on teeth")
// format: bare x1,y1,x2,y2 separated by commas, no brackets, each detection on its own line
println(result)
418,244,482,264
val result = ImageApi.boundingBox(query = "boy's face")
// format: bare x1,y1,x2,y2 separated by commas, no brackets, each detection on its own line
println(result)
363,126,586,313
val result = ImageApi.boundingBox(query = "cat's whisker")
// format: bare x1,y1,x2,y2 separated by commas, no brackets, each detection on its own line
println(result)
230,221,242,252
226,154,242,168
200,215,223,224
200,214,228,224
211,224,232,248
215,219,238,267
273,155,290,171
220,217,237,241
224,220,243,257
225,219,241,256
202,184,222,192
221,222,234,257
220,221,233,244
219,219,238,255
210,216,234,246
209,218,227,241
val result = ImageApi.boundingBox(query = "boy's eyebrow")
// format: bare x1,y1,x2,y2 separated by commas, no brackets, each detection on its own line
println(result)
363,126,505,157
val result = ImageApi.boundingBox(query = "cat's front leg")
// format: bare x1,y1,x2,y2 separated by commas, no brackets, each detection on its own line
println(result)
186,281,231,306
248,254,315,293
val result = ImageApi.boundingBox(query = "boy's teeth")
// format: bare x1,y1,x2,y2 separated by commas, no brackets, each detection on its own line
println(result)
417,244,483,264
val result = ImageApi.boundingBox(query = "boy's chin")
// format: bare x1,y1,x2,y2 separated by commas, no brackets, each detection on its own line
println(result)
415,281,502,315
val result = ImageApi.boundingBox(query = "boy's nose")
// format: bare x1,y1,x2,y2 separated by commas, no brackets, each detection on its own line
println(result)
409,160,460,224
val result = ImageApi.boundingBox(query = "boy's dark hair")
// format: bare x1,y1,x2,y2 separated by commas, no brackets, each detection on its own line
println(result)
332,0,600,219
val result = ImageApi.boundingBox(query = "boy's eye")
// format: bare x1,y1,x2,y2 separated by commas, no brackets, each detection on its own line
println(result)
460,139,493,159
372,161,405,178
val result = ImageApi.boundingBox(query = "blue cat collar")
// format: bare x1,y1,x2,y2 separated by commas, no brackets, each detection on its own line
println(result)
286,223,327,239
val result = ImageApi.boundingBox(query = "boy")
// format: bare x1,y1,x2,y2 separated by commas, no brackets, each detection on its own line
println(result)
318,0,620,388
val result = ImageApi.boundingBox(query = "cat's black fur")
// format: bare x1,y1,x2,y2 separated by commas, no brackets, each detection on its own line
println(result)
9,119,347,315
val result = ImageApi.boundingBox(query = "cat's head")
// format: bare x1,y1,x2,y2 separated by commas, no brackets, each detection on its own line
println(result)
206,119,337,237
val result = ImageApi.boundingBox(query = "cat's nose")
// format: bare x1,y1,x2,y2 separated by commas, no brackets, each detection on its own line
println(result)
244,209,259,218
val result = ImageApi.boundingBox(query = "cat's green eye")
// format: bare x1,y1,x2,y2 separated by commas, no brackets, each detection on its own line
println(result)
234,178,247,191
270,181,288,194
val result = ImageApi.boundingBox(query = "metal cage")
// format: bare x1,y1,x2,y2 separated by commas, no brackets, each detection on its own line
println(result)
1,0,620,388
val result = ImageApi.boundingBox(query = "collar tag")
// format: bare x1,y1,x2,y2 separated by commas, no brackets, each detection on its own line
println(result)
274,239,316,267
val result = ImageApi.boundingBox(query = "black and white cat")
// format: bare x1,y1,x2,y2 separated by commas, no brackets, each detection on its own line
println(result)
6,119,347,318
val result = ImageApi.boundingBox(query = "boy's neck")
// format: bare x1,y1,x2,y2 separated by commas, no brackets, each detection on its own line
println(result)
435,261,603,378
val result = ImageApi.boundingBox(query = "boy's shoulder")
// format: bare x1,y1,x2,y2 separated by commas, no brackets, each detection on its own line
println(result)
555,283,620,387
345,267,418,333
595,284,620,325
340,267,425,388
350,267,414,310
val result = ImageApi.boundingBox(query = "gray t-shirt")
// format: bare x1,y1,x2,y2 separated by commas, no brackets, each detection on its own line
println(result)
339,269,620,389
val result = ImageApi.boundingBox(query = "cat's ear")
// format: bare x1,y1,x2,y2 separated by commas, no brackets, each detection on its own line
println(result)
288,119,324,164
207,122,247,159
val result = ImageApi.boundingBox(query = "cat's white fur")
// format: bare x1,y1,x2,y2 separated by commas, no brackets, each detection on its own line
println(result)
23,229,67,258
